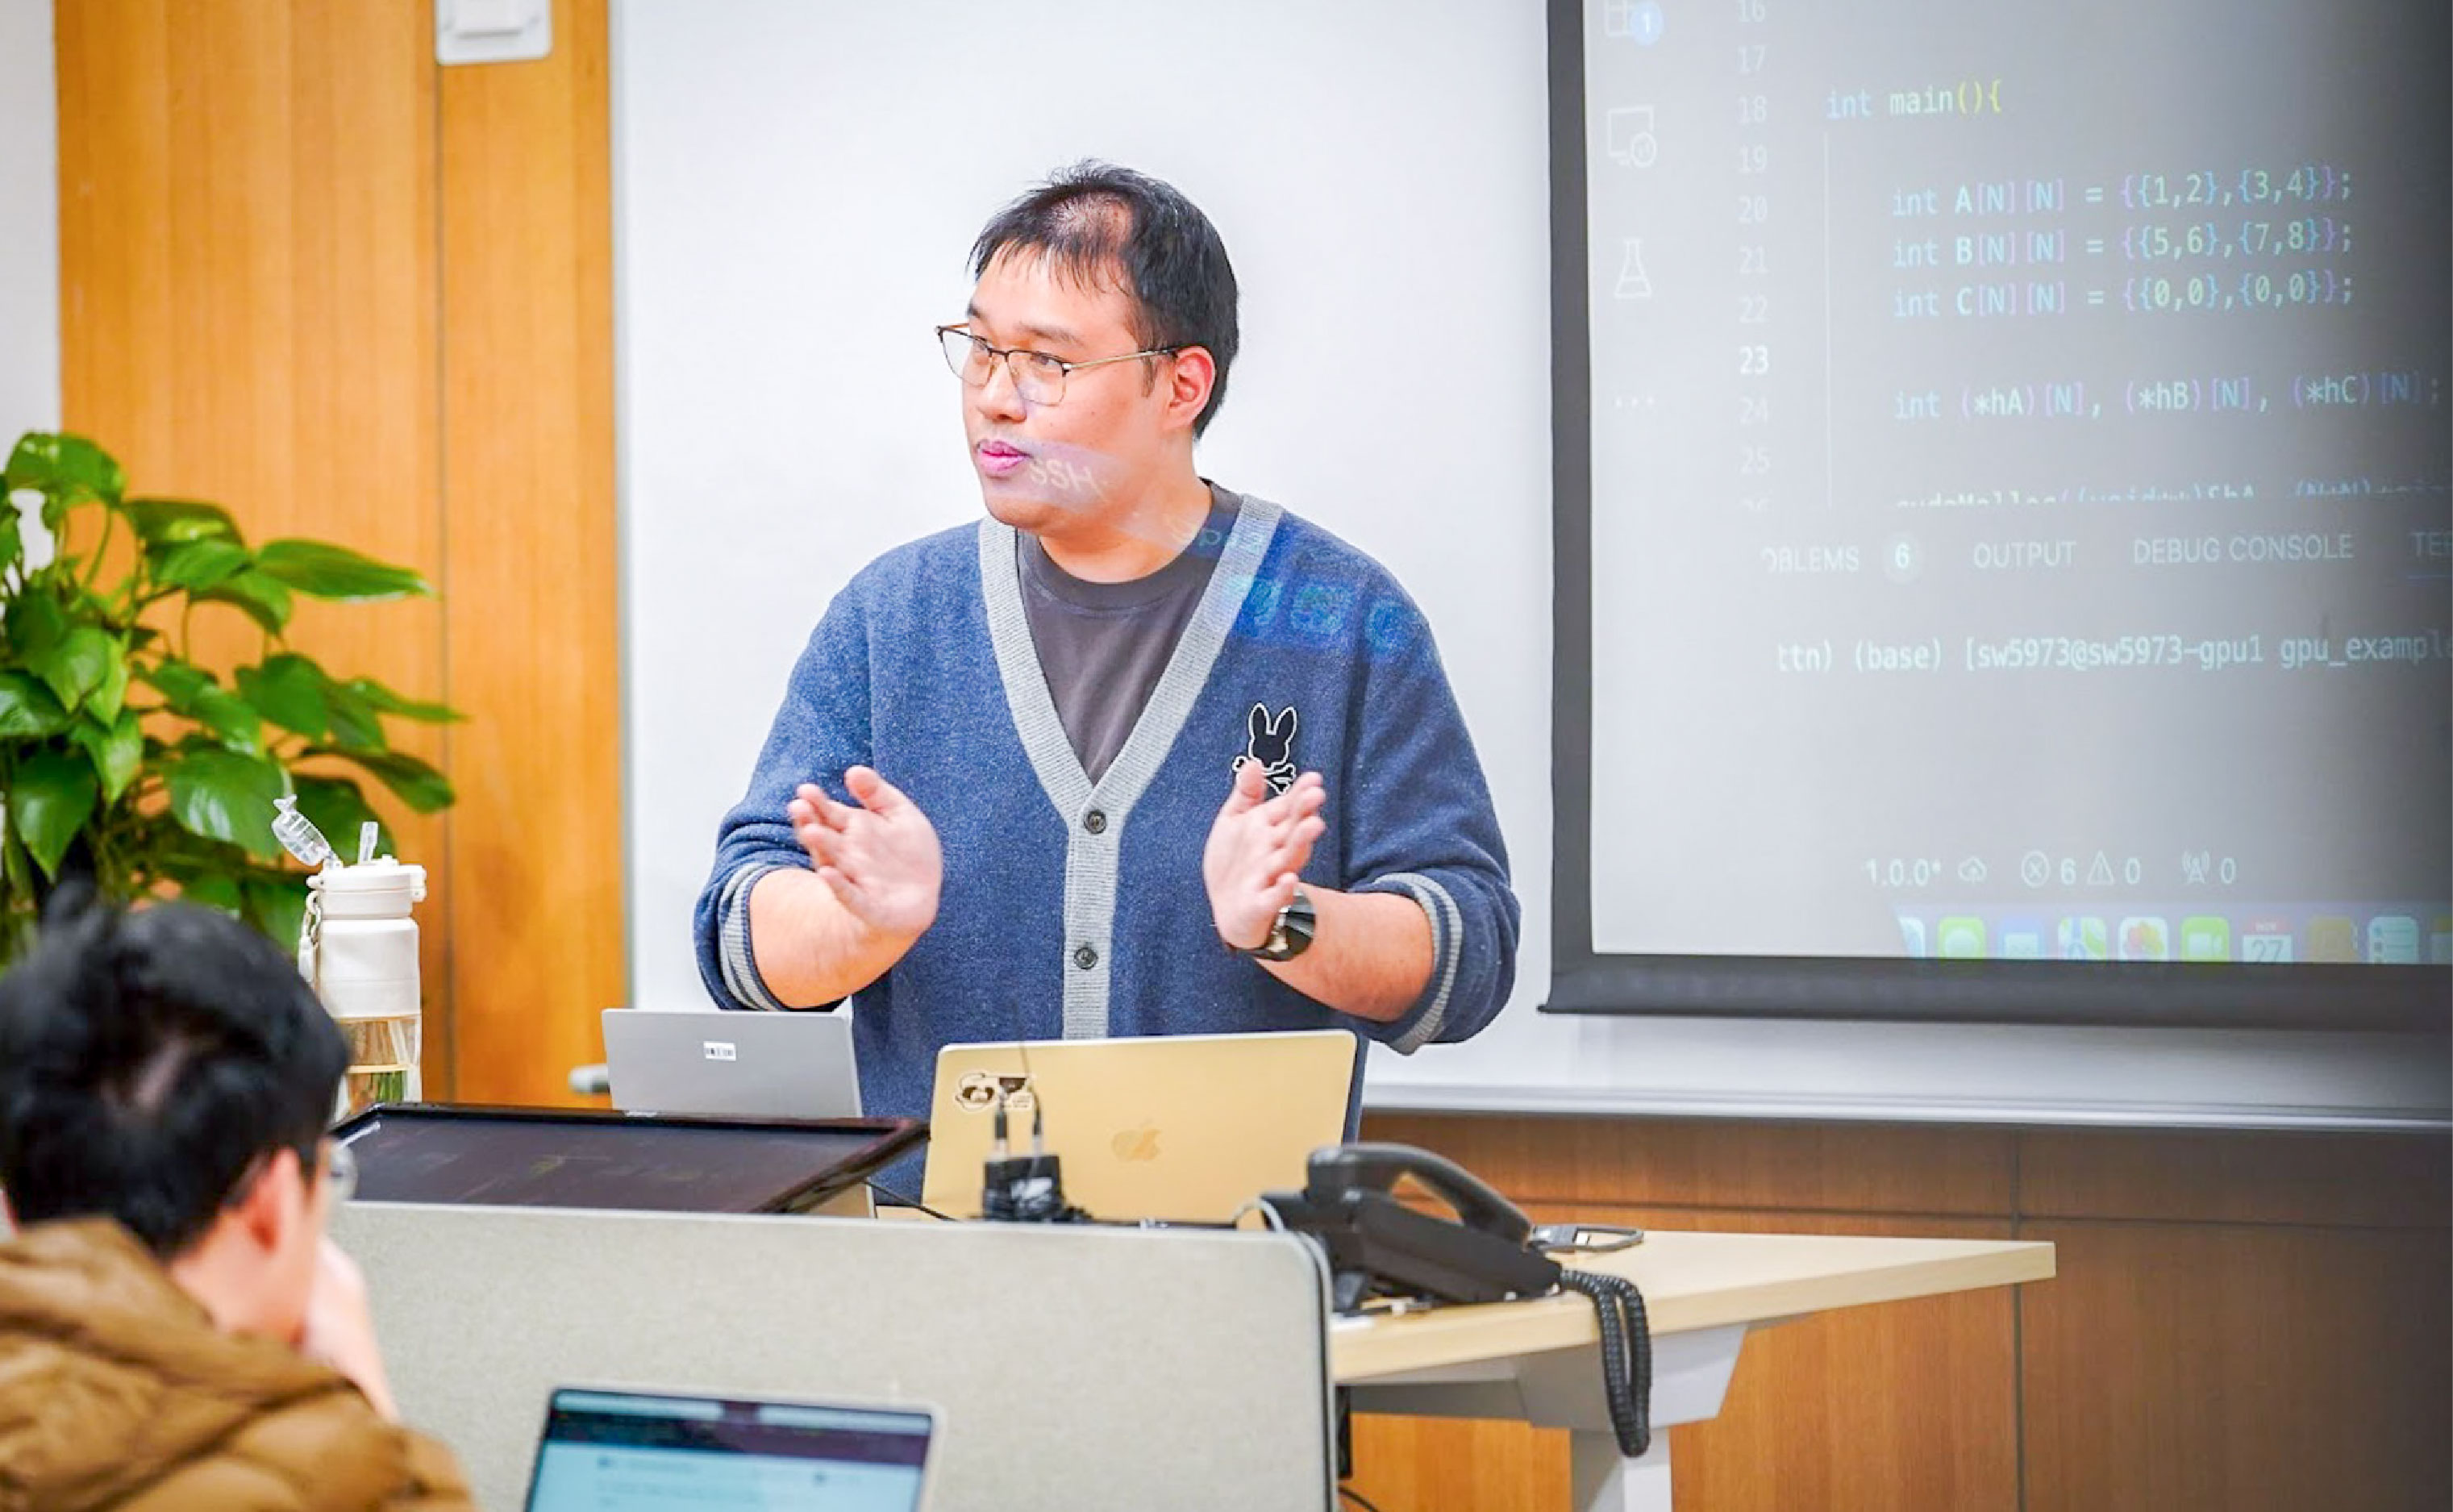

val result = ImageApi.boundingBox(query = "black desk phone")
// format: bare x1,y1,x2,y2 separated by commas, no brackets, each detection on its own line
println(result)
1264,1142,1657,1460
1262,1143,1565,1312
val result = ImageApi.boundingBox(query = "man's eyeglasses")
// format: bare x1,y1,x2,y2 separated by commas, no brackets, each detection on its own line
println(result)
232,1137,357,1210
935,325,1177,407
308,1138,357,1205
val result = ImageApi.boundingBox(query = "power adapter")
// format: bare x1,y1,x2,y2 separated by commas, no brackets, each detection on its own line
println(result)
982,1152,1081,1222
979,1091,1087,1223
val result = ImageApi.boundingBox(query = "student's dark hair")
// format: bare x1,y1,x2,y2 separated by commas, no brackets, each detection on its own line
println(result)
970,160,1241,437
0,889,347,1257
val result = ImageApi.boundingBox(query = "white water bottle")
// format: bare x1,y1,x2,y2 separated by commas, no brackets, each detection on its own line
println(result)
276,801,428,1118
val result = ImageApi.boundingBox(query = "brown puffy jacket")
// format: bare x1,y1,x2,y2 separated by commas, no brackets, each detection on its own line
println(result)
0,1219,477,1512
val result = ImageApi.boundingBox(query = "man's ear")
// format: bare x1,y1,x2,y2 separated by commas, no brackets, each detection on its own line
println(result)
1164,346,1216,433
229,1148,306,1255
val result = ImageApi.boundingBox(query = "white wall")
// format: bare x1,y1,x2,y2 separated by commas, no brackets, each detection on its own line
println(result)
614,0,1553,1025
614,0,2447,1131
0,0,59,442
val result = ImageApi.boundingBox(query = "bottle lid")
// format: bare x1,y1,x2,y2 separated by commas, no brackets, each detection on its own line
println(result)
270,796,338,870
310,860,428,904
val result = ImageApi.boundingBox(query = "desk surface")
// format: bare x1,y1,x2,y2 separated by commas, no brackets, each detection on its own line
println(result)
1333,1230,2055,1383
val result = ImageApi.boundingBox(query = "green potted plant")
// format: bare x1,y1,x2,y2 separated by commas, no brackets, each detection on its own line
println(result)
0,431,458,959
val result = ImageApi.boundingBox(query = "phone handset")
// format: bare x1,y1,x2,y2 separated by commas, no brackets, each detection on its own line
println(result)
1262,1142,1560,1314
1301,1143,1533,1247
1265,1142,1656,1462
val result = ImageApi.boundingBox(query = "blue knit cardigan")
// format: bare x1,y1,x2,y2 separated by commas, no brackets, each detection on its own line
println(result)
693,494,1518,1144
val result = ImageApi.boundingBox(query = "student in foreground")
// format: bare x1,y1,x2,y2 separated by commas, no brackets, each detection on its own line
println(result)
0,894,474,1511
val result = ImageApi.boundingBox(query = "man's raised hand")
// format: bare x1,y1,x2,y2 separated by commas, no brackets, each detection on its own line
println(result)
789,766,943,946
1203,762,1326,950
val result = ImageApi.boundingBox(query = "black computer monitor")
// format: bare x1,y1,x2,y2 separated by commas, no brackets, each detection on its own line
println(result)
334,1104,926,1214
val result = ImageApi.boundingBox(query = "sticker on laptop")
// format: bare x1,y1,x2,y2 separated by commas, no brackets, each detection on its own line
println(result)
954,1071,1035,1114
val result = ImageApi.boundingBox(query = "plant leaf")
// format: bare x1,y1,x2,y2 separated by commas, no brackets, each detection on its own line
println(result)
194,569,294,636
236,654,331,741
5,434,125,506
173,868,245,914
27,627,122,717
164,748,290,860
324,680,386,752
124,496,242,546
256,539,433,602
151,538,252,594
10,748,99,880
142,661,262,754
0,505,21,578
70,710,145,802
242,875,308,952
0,672,70,738
318,748,454,814
90,648,131,726
0,812,35,899
5,591,65,660
344,675,464,724
142,660,213,706
198,688,263,754
293,774,385,860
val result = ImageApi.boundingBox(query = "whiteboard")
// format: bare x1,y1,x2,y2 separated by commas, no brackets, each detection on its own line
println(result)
612,0,2449,1131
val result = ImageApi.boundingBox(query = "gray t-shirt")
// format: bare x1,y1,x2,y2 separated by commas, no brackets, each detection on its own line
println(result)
1019,486,1242,782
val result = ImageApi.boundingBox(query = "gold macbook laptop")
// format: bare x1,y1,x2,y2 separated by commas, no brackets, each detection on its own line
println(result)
919,1030,1360,1223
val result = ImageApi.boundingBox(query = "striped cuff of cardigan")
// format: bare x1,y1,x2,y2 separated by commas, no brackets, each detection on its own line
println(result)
1358,871,1461,1054
717,860,793,1013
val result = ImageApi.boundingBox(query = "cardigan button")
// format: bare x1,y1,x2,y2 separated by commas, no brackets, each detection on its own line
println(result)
1084,809,1107,835
1073,943,1099,970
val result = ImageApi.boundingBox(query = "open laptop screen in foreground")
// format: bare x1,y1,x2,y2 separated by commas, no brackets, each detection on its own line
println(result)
525,1388,934,1512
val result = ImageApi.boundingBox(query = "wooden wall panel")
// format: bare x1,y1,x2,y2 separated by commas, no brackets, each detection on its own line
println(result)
54,0,449,1074
2022,1220,2452,1512
435,1,622,1103
2019,1127,2451,1228
1344,1418,1570,1512
1362,1112,2016,1216
1656,1210,2021,1512
1344,1204,2024,1512
1356,1114,2451,1512
57,0,623,1102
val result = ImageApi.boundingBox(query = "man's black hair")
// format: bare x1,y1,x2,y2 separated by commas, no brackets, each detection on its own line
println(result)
970,160,1241,437
0,892,347,1257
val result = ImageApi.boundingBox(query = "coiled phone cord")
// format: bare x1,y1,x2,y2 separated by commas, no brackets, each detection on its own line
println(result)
1557,1268,1652,1457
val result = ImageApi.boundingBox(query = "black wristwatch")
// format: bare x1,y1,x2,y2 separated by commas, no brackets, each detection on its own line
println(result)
1237,886,1317,962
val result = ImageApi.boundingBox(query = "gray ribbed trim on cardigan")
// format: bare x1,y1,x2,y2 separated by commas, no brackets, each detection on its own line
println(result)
978,498,1284,1037
1365,871,1461,1053
718,860,793,1011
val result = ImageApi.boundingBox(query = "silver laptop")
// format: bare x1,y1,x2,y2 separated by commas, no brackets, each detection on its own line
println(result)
602,1009,862,1118
524,1387,935,1511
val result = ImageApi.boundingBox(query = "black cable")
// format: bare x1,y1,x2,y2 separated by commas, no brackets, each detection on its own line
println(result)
1337,1487,1386,1512
863,1179,959,1223
1558,1268,1651,1458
